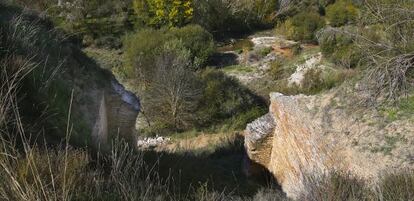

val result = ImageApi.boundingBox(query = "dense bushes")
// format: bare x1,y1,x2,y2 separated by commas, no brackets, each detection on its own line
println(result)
123,28,167,83
276,11,325,43
123,24,214,84
197,69,265,129
14,0,279,43
193,0,278,35
326,0,359,27
13,0,136,48
131,0,278,34
318,27,360,68
169,25,215,68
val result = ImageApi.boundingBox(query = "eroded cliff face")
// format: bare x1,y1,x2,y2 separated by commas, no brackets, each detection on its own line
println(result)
245,93,341,199
91,85,139,149
245,92,414,199
51,45,139,149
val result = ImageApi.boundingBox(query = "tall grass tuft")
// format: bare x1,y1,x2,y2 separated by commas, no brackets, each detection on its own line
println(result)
299,171,414,201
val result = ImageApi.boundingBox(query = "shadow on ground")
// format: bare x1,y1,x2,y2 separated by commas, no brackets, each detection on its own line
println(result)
142,135,282,197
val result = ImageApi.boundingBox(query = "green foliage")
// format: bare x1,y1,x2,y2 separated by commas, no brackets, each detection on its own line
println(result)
196,69,265,128
291,43,303,55
269,67,352,96
125,26,263,134
21,0,137,47
277,11,325,43
301,68,350,94
220,106,267,131
142,39,203,131
133,0,194,27
234,39,255,52
380,95,414,121
275,0,327,22
193,0,278,35
269,59,294,80
400,95,414,115
318,27,360,68
258,47,273,57
326,0,359,27
123,28,167,84
123,25,214,84
169,25,215,68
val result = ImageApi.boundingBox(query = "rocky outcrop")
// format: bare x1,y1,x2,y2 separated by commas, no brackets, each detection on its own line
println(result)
92,87,139,149
245,93,340,199
288,52,324,87
244,92,414,199
57,47,139,149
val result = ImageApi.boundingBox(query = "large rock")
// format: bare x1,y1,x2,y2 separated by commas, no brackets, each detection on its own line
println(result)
245,92,414,199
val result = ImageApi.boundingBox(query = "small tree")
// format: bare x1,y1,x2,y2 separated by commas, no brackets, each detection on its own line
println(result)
142,40,202,130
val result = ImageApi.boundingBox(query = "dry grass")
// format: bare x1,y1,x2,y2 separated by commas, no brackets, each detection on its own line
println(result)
299,171,414,201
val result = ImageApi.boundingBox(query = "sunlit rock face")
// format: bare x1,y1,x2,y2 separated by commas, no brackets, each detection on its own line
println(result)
245,90,414,198
244,93,348,199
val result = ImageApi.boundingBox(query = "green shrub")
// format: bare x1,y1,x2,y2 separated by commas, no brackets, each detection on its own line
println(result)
277,11,325,43
302,68,350,94
193,0,278,35
123,28,168,83
270,68,352,96
400,96,414,115
291,43,303,55
326,0,359,27
318,27,360,68
196,69,265,128
302,68,324,93
258,47,273,57
222,106,267,131
20,0,137,47
123,25,214,83
233,39,255,52
169,25,215,69
269,59,294,80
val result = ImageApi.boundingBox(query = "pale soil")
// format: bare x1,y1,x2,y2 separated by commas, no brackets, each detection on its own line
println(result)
220,31,326,89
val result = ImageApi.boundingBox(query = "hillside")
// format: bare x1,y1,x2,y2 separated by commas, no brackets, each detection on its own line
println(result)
0,3,139,148
1,0,414,201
